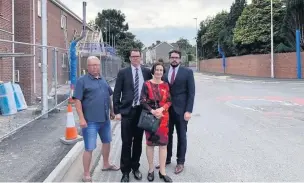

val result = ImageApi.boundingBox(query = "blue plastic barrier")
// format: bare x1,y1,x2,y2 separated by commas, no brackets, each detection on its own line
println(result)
0,82,17,116
12,83,28,111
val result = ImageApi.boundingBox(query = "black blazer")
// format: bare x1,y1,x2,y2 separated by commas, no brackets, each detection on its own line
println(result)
164,66,195,115
113,66,152,115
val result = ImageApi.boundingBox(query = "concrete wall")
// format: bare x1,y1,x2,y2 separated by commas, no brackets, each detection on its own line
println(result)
199,52,304,79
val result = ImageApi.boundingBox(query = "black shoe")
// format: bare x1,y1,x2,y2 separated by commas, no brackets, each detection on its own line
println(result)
132,169,142,180
155,161,171,169
147,171,154,182
121,173,129,182
159,172,173,182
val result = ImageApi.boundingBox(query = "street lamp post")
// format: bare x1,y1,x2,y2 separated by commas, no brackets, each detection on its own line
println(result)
194,17,198,71
105,19,108,44
270,0,274,78
108,21,111,46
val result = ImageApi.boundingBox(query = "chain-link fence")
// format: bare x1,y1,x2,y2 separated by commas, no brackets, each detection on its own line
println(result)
77,54,122,82
0,39,71,140
0,39,123,140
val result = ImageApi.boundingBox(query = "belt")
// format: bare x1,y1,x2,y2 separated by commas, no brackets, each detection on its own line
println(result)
132,105,140,109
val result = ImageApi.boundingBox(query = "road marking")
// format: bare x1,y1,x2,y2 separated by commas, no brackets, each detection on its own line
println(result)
199,74,304,84
217,96,304,105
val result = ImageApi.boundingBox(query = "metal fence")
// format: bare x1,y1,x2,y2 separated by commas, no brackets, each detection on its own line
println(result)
0,38,122,141
77,54,122,82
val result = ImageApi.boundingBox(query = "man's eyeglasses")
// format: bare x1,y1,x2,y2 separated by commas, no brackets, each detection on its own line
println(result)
170,57,179,59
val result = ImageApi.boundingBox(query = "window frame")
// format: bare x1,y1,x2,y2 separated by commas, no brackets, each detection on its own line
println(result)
37,0,41,17
61,14,67,29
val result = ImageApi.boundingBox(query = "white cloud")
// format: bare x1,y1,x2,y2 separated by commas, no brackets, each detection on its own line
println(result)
59,0,252,46
60,0,234,29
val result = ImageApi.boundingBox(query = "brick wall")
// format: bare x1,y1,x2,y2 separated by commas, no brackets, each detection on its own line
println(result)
33,0,84,104
199,52,304,79
13,0,85,105
0,0,13,82
14,0,34,104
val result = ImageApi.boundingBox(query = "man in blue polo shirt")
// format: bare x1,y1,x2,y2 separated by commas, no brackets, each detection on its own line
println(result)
73,56,119,182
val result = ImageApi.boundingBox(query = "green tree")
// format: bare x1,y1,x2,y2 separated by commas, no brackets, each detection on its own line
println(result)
176,38,192,51
115,32,144,62
218,0,247,56
197,18,212,59
201,11,229,58
233,0,285,54
94,9,143,62
95,9,129,42
280,0,304,50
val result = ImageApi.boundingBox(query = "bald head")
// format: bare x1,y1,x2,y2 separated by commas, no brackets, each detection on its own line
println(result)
87,56,100,65
87,56,101,77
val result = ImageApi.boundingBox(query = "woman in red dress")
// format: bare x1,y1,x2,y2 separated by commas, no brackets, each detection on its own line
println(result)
140,62,172,182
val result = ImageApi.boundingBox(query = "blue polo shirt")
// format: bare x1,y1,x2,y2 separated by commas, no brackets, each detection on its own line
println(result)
73,74,113,123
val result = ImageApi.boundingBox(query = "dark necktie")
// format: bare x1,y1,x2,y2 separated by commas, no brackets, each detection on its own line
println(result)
134,68,139,105
170,68,175,84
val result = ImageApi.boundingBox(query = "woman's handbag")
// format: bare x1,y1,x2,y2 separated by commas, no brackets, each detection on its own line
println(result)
137,84,160,133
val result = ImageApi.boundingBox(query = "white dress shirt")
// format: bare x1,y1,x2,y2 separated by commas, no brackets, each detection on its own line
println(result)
131,65,144,106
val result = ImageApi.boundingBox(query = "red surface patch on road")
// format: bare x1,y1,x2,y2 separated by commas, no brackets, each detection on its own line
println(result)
290,98,304,105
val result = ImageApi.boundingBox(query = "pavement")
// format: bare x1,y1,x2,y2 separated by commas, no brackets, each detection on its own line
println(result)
58,72,304,182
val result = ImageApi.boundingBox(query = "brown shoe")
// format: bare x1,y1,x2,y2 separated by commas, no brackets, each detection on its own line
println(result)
174,164,184,174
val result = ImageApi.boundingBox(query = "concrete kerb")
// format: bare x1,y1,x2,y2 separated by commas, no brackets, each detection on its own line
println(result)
43,120,120,182
43,140,84,182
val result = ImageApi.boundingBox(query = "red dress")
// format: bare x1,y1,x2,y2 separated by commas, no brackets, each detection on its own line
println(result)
140,81,171,146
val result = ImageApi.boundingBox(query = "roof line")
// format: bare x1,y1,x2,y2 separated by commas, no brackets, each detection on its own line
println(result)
153,41,174,49
51,0,94,31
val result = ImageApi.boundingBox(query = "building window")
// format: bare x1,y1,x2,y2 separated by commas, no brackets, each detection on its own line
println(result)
37,0,41,17
61,15,67,29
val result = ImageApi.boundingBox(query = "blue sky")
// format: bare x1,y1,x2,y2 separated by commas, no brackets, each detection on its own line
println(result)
61,0,252,48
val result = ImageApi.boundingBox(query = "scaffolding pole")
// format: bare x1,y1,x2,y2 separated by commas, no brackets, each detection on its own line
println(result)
41,0,48,118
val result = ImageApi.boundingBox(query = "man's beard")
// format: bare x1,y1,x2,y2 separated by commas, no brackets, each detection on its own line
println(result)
170,62,179,68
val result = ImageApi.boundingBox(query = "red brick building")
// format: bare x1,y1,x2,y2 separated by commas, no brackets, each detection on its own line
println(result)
1,0,92,105
0,0,13,82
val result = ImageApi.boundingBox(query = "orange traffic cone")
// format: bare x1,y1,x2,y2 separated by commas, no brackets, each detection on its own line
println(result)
60,104,83,145
65,104,78,140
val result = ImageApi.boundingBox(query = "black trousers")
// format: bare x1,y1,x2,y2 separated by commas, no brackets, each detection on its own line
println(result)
120,106,144,174
167,108,188,165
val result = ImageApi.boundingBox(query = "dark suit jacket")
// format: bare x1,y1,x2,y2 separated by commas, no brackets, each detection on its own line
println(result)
113,66,152,115
164,66,195,115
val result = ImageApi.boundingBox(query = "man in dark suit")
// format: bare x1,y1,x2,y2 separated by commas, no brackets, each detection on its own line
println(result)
157,49,195,174
113,48,152,182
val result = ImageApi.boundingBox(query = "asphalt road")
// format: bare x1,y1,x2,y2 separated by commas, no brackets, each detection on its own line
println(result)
92,73,304,182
